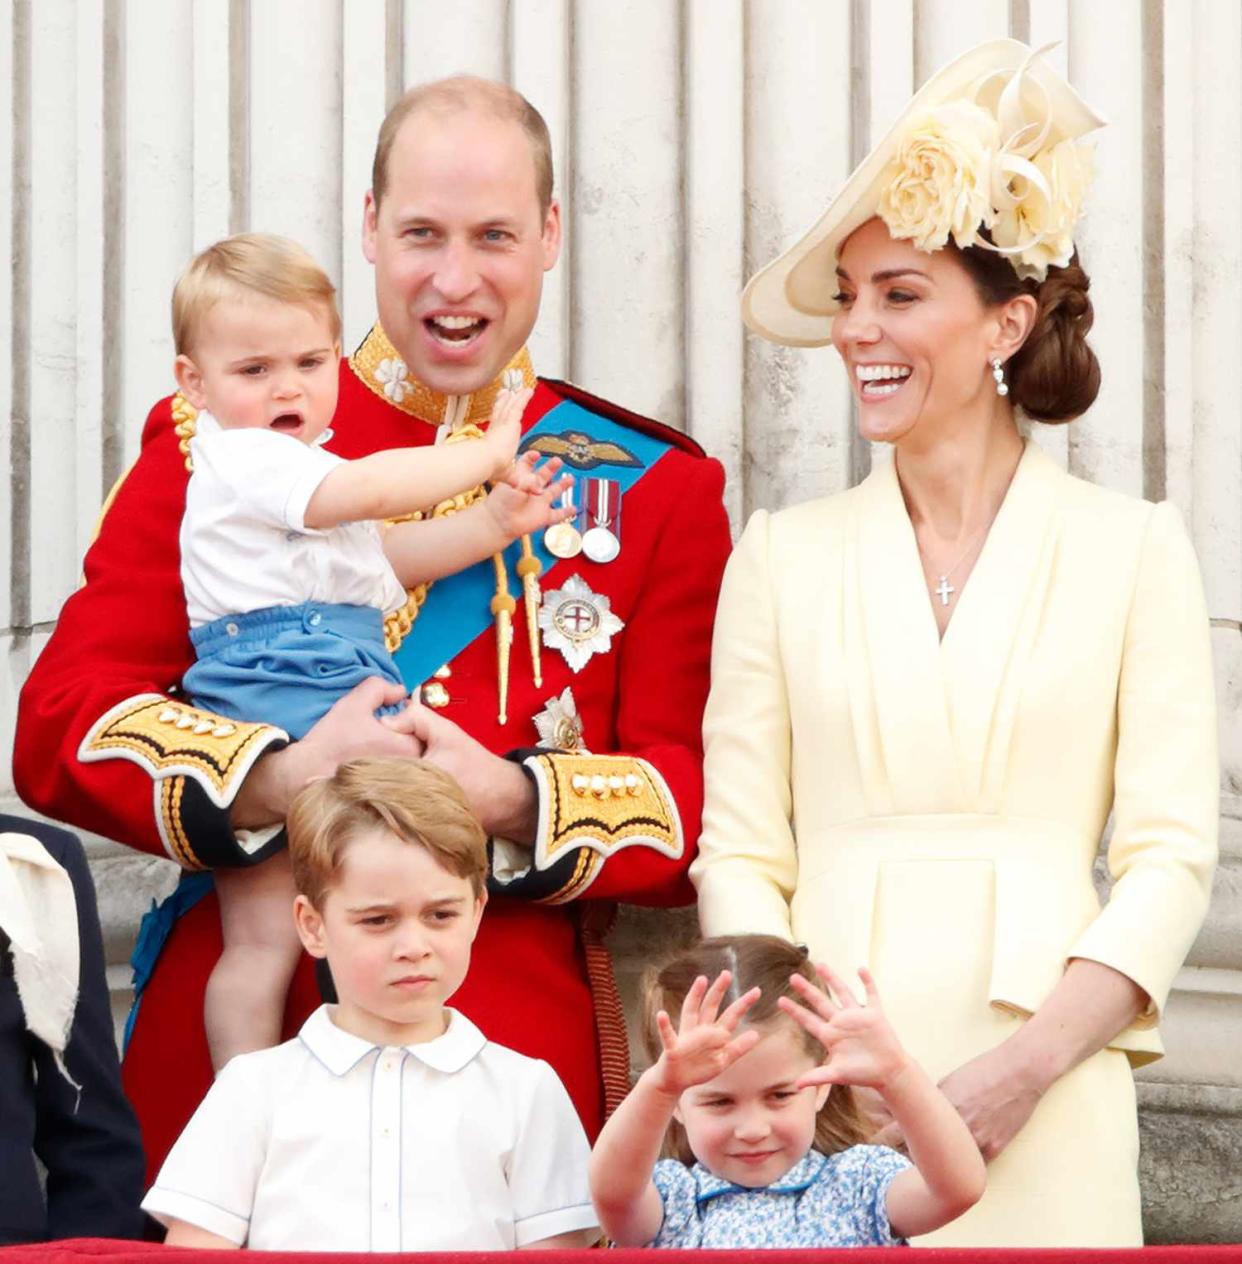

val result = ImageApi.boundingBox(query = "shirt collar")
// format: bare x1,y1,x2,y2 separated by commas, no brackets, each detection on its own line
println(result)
297,1004,487,1077
346,323,537,431
692,1151,826,1204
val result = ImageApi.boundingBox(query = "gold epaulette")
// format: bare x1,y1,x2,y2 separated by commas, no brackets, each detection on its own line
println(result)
520,752,684,903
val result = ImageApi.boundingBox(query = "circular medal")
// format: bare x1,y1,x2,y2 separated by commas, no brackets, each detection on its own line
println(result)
581,525,621,564
544,521,583,559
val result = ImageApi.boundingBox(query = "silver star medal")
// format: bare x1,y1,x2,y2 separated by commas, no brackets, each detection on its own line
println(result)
533,687,588,751
538,575,624,673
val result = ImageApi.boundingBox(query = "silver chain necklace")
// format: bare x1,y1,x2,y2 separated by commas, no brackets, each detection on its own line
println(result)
930,526,988,607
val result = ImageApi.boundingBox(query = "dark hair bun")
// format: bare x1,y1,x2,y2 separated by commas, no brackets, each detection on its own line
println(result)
1008,256,1100,423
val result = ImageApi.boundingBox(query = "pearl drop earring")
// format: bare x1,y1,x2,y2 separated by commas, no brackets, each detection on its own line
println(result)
991,357,1009,397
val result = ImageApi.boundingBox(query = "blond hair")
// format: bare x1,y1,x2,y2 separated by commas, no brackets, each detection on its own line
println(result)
287,759,488,908
171,232,341,356
642,935,873,1164
372,76,554,216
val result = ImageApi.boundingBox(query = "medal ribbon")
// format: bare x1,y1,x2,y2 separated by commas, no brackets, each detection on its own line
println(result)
391,399,673,687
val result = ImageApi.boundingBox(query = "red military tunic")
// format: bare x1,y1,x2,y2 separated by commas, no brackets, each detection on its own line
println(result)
14,326,732,1183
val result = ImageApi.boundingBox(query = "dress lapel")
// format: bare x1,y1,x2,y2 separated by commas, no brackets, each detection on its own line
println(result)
939,440,1064,809
847,454,965,814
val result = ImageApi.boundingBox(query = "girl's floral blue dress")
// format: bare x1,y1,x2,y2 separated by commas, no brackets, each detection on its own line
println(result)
650,1145,912,1248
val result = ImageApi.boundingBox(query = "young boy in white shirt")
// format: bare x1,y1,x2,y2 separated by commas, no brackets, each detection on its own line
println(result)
168,234,572,1073
142,757,599,1252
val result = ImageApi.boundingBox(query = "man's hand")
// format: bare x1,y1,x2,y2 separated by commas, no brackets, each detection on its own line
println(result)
230,678,423,830
383,701,539,841
486,452,575,539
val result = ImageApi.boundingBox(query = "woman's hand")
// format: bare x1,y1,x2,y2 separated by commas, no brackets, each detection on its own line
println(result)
647,971,761,1099
485,452,575,538
780,965,911,1092
872,1044,1044,1160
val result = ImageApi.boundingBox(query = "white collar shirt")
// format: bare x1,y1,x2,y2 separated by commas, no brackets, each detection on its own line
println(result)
180,412,407,627
142,1005,597,1252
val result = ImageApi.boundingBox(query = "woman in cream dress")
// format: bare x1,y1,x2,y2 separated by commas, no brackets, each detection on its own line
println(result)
692,42,1217,1247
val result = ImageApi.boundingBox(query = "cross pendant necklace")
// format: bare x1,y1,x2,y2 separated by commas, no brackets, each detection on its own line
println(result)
931,525,988,607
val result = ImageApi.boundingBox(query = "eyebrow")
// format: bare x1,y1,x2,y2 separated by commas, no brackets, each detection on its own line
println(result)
834,266,932,283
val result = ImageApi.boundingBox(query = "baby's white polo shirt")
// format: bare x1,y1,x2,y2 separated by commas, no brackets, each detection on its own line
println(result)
142,1005,598,1251
180,412,407,627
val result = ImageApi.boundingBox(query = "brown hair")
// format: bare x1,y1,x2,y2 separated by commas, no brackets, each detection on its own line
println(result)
371,76,554,216
287,758,488,908
172,232,341,356
641,935,872,1163
952,241,1100,423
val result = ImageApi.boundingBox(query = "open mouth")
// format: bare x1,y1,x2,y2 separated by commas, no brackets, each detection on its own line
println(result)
425,314,489,346
270,413,304,432
855,363,912,400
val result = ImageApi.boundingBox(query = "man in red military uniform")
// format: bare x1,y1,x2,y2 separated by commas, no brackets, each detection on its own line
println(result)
14,77,731,1182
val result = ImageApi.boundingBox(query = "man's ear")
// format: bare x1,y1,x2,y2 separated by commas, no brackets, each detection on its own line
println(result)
174,354,208,409
362,190,379,264
541,198,562,272
294,894,328,959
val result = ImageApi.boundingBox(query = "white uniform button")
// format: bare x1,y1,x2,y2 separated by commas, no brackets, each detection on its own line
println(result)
225,622,239,636
308,611,322,627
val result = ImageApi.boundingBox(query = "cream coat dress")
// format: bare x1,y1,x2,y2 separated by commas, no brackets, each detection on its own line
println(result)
692,440,1218,1247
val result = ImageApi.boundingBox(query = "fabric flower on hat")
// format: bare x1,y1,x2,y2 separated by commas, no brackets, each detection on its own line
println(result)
877,100,1001,253
991,138,1094,280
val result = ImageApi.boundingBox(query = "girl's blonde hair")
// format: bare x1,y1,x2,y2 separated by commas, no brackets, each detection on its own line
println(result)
641,934,872,1164
172,232,341,356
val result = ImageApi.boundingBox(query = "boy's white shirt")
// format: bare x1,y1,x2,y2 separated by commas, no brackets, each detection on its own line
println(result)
142,1005,598,1251
180,411,407,628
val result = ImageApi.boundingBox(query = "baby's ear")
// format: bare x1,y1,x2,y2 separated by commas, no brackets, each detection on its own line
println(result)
814,1082,832,1111
173,354,207,408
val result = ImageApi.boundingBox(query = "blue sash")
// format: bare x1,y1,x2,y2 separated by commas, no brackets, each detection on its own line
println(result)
391,398,672,685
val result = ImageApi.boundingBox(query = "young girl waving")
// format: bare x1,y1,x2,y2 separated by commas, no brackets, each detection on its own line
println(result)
589,936,984,1247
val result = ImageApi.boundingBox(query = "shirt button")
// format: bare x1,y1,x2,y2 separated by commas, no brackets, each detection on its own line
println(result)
308,611,322,627
382,1127,391,1138
225,622,239,636
285,530,299,542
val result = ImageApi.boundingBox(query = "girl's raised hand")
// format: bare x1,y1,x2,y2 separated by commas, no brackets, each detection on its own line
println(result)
648,971,761,1099
779,965,910,1093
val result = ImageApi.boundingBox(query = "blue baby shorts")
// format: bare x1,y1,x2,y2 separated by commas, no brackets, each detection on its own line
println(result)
183,601,407,740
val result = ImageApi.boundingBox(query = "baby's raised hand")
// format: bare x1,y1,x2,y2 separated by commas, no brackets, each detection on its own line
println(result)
648,971,761,1099
779,965,910,1093
483,386,534,477
485,453,575,539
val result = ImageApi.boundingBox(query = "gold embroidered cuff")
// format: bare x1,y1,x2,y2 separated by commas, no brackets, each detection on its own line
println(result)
79,694,287,809
520,753,684,903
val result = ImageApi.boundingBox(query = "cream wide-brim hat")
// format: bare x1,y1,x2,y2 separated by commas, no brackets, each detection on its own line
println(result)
741,39,1106,347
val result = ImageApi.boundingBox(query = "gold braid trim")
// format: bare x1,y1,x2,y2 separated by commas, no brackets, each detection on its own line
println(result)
172,393,198,471
348,323,536,427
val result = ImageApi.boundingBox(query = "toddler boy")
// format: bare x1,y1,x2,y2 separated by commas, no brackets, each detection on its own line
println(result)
170,234,571,1072
141,757,599,1251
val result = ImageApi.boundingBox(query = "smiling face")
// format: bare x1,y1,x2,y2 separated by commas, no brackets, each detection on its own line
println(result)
831,216,1016,451
362,107,561,396
675,1022,830,1189
174,295,340,444
294,827,486,1047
